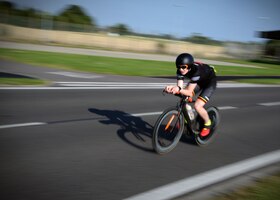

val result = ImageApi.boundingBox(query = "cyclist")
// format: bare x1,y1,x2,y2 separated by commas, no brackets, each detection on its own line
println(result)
165,53,217,137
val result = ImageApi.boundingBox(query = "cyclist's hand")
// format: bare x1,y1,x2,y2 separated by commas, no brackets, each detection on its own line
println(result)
164,85,173,93
172,86,180,94
164,86,180,94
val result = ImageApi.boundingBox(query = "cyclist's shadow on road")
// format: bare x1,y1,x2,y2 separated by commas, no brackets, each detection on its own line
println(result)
88,108,154,153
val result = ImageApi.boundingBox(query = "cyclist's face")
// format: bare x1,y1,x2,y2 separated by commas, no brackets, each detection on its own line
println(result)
177,65,189,75
179,67,189,75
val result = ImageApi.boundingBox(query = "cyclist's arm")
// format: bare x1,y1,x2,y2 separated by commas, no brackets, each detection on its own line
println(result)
165,79,183,94
177,80,184,89
171,79,184,94
179,83,196,96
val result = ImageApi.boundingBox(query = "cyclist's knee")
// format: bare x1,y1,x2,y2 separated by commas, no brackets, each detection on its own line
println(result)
194,101,205,111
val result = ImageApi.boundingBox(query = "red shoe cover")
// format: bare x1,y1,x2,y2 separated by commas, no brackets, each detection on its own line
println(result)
200,128,210,137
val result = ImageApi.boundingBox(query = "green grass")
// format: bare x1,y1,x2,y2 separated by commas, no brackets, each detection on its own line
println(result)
211,172,280,200
0,78,46,85
0,48,173,76
0,48,280,78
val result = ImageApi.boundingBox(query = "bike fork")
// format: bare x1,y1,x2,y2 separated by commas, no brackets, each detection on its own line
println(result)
165,115,175,131
164,109,182,133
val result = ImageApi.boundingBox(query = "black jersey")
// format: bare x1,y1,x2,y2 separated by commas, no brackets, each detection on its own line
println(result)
177,62,216,88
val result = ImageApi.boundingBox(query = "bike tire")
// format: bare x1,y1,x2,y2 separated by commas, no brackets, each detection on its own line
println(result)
195,106,220,146
152,106,184,154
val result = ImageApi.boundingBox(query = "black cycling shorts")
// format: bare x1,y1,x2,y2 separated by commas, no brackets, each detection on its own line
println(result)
192,77,217,103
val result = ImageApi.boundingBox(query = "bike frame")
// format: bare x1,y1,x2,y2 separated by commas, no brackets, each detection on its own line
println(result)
174,94,199,136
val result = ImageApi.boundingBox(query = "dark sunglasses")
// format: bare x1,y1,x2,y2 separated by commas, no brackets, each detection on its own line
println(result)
177,65,189,69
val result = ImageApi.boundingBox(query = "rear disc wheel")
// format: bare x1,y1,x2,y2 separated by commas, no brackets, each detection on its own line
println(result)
195,106,220,146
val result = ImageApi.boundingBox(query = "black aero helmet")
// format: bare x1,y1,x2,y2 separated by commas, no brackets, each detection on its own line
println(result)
175,53,194,68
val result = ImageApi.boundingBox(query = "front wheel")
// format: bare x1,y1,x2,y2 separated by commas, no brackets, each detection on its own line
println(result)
195,106,220,146
152,107,184,154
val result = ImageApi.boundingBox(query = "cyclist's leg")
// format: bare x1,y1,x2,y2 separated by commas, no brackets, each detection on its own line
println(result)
194,98,209,122
194,80,216,120
194,78,217,136
192,84,201,97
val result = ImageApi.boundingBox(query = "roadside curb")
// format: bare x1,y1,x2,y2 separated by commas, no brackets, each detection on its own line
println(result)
124,150,280,200
175,162,280,200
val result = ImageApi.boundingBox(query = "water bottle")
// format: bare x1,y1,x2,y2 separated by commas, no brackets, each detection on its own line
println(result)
186,104,194,120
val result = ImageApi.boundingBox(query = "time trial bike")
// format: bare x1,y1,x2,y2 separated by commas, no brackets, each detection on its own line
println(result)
152,92,220,154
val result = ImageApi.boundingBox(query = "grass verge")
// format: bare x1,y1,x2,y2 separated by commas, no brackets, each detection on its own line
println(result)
0,48,279,83
0,78,46,86
211,172,280,200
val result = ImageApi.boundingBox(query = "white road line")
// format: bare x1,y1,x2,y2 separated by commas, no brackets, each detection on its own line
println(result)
0,86,165,90
130,112,163,117
56,82,173,85
258,101,280,106
217,83,280,88
56,82,280,88
0,103,275,130
218,106,238,110
1,82,280,89
55,82,171,87
124,149,280,200
47,72,102,79
0,122,47,129
130,107,237,116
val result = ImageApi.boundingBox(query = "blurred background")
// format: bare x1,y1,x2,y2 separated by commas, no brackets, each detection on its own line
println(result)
0,0,279,60
1,1,280,200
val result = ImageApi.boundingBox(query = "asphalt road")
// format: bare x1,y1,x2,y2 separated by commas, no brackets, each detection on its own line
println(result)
0,85,280,200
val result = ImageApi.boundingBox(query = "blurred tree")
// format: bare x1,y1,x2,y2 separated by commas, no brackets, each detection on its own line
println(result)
0,1,15,15
161,34,174,40
55,5,95,26
265,40,280,56
184,33,222,45
108,23,131,35
264,40,280,60
0,1,42,17
20,8,41,18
